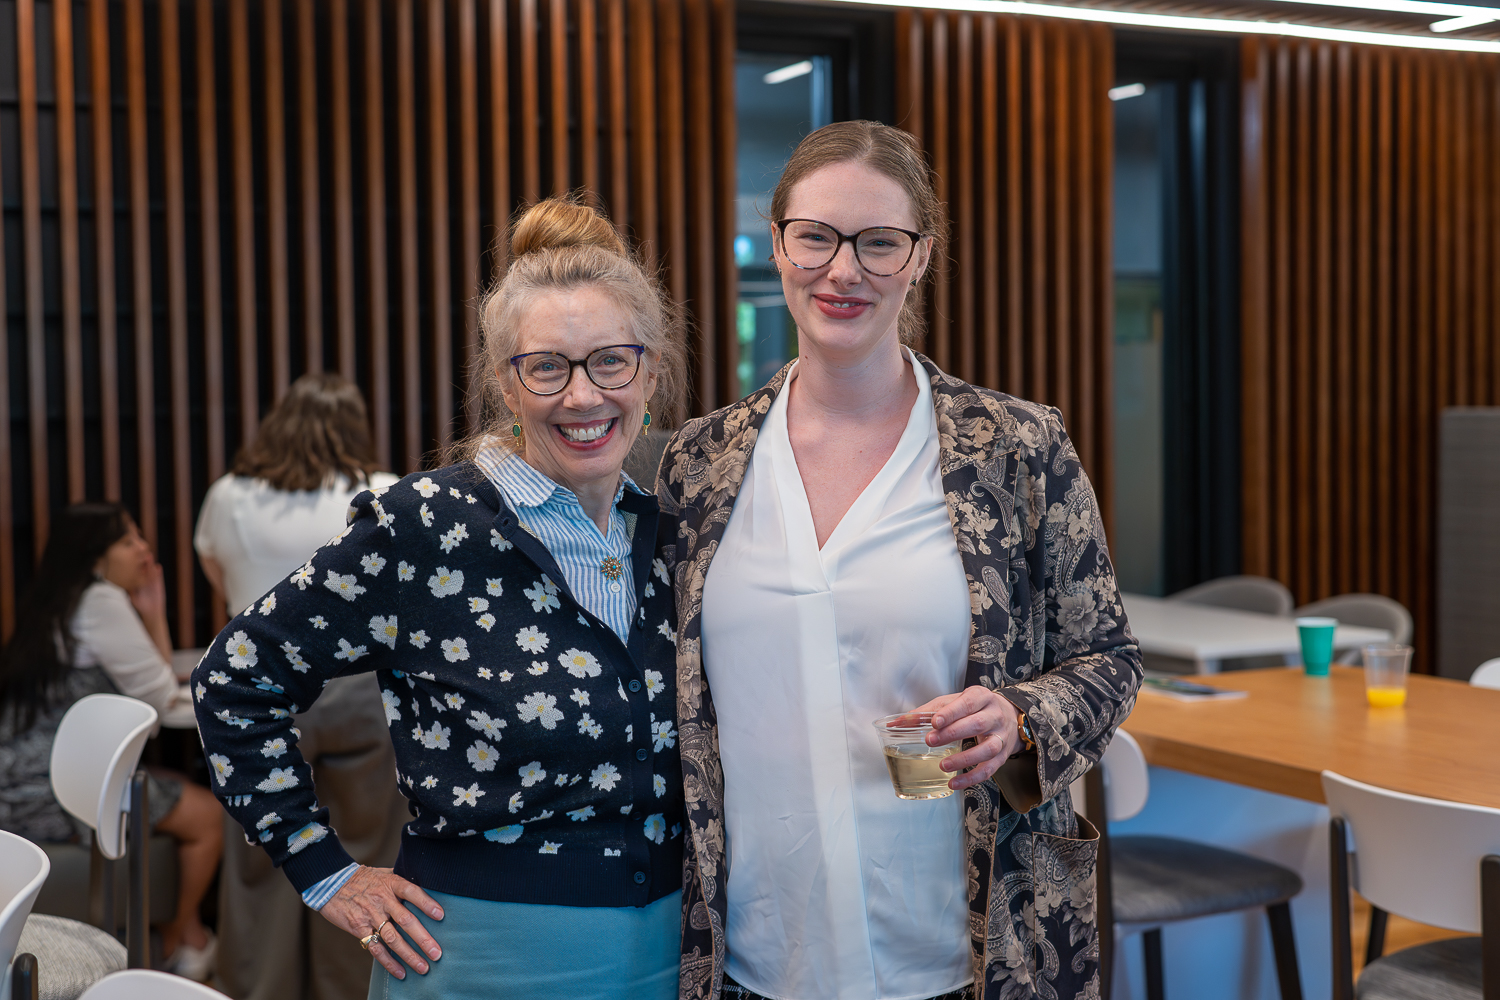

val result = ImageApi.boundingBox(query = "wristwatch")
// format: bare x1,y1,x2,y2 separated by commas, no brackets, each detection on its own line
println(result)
1016,711,1037,752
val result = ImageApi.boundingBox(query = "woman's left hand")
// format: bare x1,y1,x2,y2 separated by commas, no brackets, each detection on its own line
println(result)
914,686,1025,790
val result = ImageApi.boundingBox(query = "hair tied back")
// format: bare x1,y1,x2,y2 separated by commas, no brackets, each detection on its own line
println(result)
509,194,628,262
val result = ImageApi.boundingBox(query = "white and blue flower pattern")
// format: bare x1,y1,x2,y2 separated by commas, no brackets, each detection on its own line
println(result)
189,461,680,914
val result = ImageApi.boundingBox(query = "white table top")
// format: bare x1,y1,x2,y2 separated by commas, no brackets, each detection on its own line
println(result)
1121,592,1392,662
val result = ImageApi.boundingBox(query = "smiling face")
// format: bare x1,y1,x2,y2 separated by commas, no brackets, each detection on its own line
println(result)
499,286,657,497
96,517,153,591
774,159,931,364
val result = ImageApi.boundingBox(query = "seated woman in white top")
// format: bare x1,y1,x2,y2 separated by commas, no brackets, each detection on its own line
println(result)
0,503,224,977
194,372,404,1000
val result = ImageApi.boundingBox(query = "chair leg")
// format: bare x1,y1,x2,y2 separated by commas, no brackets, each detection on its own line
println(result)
1143,928,1165,1000
1365,906,1388,966
127,770,150,969
1267,902,1304,1000
11,953,39,1000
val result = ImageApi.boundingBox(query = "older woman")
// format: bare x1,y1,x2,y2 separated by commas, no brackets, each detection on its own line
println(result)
193,197,687,1000
658,121,1142,1000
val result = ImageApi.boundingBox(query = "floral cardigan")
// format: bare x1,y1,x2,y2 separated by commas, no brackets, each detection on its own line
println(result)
655,355,1142,1000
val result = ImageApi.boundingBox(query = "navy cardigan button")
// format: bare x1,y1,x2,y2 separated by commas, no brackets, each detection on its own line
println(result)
634,871,647,884
636,748,648,761
628,679,642,693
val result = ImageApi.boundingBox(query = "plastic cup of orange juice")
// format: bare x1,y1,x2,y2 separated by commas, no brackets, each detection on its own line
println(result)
1362,644,1413,707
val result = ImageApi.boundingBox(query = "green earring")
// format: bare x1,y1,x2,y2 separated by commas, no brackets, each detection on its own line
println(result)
512,421,523,444
642,406,652,429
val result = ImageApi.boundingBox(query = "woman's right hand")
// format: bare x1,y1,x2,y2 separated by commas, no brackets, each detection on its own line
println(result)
318,866,445,979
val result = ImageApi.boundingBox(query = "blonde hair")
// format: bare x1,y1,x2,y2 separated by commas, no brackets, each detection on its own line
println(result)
770,121,949,346
462,196,687,458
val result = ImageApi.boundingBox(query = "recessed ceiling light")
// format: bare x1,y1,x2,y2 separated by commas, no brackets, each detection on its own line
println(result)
1109,83,1147,100
764,60,814,85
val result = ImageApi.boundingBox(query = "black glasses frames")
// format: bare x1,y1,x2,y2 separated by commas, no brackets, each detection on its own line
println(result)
508,344,646,396
773,219,927,277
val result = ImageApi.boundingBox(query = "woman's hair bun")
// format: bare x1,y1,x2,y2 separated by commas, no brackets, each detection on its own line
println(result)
510,195,628,260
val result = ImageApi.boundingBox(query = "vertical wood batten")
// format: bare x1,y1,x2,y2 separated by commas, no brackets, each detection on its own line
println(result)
658,0,686,308
519,0,540,202
953,14,974,386
686,0,716,418
926,12,948,370
197,0,228,634
1002,16,1021,397
711,0,736,411
629,0,658,261
428,0,454,454
198,0,226,485
550,0,569,194
265,0,291,398
54,0,86,503
161,0,195,645
330,0,356,380
458,0,481,435
489,0,511,266
125,0,156,547
396,0,422,469
298,0,323,373
577,0,599,198
17,0,50,551
230,0,258,448
91,0,122,501
606,0,628,226
364,0,392,469
978,16,998,391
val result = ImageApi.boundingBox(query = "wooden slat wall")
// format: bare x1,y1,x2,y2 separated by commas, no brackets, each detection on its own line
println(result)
895,11,1115,526
1240,36,1500,671
0,0,736,645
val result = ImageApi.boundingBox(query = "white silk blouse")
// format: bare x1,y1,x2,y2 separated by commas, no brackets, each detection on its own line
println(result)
700,351,974,1000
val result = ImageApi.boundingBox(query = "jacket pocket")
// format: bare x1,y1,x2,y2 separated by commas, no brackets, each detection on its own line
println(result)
1027,814,1101,1000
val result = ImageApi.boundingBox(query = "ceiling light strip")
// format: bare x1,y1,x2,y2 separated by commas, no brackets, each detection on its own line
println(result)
815,0,1500,52
1254,0,1500,19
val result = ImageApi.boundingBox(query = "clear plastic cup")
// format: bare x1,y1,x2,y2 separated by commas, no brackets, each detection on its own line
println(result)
1363,643,1413,707
872,712,957,800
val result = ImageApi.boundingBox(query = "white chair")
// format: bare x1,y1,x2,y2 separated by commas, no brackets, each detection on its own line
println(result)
1293,594,1412,664
49,695,158,970
1470,658,1500,690
78,970,229,1000
1323,770,1500,1000
2,833,125,1000
2,831,50,1000
1088,731,1305,1000
1167,575,1295,617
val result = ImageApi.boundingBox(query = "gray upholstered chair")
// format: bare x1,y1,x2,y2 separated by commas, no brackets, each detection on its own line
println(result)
1163,575,1296,671
1088,731,1305,1000
1293,594,1412,664
1167,575,1295,617
1324,770,1499,1000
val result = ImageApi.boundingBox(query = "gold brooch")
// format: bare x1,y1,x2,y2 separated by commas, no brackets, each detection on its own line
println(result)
599,556,624,581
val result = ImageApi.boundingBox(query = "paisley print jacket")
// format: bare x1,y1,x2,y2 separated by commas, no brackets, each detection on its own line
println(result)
656,355,1142,1000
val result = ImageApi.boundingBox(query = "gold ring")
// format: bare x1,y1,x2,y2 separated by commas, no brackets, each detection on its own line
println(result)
359,919,390,951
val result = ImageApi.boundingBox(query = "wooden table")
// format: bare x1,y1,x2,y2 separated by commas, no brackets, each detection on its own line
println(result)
1122,593,1391,673
1124,665,1500,809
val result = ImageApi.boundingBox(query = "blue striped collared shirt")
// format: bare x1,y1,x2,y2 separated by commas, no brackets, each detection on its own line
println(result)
471,444,640,643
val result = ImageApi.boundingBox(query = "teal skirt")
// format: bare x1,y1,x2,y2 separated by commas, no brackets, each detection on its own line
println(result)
367,889,681,1000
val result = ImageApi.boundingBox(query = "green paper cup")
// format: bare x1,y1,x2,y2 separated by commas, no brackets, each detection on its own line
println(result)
1296,617,1338,677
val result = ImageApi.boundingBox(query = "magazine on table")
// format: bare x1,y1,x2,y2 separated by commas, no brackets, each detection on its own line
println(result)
1140,671,1248,702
